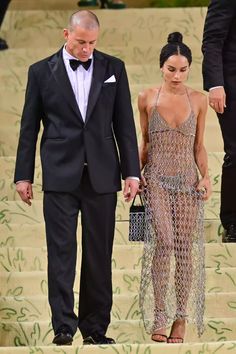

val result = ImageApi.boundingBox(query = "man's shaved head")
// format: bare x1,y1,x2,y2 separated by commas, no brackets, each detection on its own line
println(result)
68,10,100,31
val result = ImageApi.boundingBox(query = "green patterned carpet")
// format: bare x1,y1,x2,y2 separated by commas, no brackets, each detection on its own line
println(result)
1,3,236,353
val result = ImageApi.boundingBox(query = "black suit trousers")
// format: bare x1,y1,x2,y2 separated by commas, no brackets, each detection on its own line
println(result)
43,167,117,337
217,100,236,228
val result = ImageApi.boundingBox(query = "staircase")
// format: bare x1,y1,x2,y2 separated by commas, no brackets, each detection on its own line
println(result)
1,2,236,353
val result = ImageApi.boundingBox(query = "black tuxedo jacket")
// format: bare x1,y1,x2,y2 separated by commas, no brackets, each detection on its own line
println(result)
14,48,140,193
202,0,236,99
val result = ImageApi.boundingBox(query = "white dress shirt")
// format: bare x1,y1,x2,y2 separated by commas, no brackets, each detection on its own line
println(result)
63,46,93,121
209,86,223,90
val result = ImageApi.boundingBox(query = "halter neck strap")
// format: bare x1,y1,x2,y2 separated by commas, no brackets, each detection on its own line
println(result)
155,86,193,112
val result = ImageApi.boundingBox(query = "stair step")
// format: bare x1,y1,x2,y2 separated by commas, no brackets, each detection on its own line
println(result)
0,198,135,223
0,128,223,159
1,292,236,323
1,243,236,272
0,189,221,227
1,317,236,346
0,218,224,248
0,65,207,93
1,81,220,107
0,88,223,124
0,107,224,156
0,47,169,67
10,0,82,10
2,9,207,49
10,0,149,10
0,152,223,185
0,47,218,84
1,268,236,296
0,152,223,199
0,90,221,126
1,342,236,354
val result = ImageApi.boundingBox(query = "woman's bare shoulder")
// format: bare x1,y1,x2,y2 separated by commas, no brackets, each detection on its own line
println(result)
187,87,207,105
187,87,206,99
138,86,159,104
139,86,160,97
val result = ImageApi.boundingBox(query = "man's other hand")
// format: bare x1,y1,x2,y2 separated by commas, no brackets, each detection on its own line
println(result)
16,181,33,206
209,87,226,114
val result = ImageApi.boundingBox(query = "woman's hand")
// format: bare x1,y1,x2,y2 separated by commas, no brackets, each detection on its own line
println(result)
196,177,212,201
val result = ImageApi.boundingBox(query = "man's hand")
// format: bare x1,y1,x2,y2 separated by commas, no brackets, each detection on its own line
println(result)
16,181,33,206
123,178,139,202
209,87,226,114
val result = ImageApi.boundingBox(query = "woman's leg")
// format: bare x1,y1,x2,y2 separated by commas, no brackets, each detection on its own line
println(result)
147,185,174,339
169,191,198,342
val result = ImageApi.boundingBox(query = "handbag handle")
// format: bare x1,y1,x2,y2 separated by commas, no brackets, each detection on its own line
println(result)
131,193,144,207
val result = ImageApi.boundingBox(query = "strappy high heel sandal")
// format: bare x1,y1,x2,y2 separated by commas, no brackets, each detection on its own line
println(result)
151,333,168,343
167,336,184,343
167,319,185,344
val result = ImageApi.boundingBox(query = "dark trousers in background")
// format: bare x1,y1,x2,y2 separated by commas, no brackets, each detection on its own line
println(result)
0,0,11,27
218,100,236,229
43,167,117,338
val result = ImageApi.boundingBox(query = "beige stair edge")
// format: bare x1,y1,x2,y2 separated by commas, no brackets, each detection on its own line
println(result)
0,341,235,354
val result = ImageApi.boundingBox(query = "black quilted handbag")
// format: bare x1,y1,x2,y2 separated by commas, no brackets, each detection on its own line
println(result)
128,193,145,242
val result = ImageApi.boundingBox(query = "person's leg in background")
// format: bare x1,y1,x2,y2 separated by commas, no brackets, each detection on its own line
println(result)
0,0,11,50
218,100,236,242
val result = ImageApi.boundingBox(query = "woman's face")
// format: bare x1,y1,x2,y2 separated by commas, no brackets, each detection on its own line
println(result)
161,54,190,87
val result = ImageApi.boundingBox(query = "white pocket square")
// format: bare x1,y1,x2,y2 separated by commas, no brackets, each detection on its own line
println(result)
104,75,116,83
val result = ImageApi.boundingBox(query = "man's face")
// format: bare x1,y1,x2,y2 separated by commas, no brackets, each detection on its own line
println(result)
64,25,99,61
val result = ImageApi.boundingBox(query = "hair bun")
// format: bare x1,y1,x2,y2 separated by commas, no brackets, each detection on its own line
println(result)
167,32,183,44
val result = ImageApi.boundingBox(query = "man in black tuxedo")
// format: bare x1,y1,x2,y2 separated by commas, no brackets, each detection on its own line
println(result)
0,0,11,50
14,10,140,345
202,0,236,242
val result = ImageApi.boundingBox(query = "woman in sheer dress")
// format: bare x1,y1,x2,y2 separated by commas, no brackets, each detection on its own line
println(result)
138,32,211,343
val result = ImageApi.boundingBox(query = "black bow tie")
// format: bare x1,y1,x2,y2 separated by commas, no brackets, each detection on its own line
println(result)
69,59,92,71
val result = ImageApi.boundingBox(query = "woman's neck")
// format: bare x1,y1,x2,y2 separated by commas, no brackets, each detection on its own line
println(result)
161,82,186,95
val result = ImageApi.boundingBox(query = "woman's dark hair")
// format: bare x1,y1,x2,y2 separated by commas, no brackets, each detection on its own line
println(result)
159,32,192,68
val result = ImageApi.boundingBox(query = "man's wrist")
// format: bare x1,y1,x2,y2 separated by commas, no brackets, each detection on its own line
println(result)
16,180,31,184
209,86,224,91
126,176,140,182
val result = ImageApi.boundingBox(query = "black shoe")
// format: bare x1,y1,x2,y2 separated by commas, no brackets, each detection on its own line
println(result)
77,0,98,7
222,224,236,243
83,333,116,345
0,38,8,50
52,326,73,346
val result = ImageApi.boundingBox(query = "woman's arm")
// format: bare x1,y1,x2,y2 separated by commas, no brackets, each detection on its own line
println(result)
194,93,212,200
138,90,149,171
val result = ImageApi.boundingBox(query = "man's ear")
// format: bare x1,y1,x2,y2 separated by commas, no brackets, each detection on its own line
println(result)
63,28,69,40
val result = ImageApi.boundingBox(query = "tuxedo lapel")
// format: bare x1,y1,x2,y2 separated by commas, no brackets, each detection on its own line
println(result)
48,49,84,124
85,50,107,125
